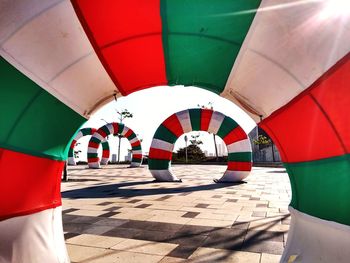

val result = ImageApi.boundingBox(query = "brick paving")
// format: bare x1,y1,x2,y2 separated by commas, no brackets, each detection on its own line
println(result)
62,165,291,263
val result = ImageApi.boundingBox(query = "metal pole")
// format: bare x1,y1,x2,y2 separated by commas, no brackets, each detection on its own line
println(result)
213,134,218,161
184,135,188,163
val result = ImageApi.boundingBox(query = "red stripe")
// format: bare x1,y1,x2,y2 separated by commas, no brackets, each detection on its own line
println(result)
70,139,77,149
227,161,252,171
71,0,167,96
88,141,99,149
102,149,110,158
200,109,213,131
163,114,184,137
97,129,107,139
112,123,119,134
132,154,143,160
223,126,247,146
0,148,62,220
88,157,99,163
124,129,133,138
148,148,172,160
131,140,141,147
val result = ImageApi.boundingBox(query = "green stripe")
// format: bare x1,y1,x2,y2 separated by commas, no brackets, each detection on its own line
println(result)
216,116,238,138
161,0,261,93
228,152,252,162
90,137,101,145
81,128,92,136
132,158,142,163
132,145,142,151
100,125,110,137
102,141,109,150
149,159,171,170
118,123,125,135
88,153,98,158
127,132,137,141
0,57,85,161
285,154,350,226
68,148,74,158
189,109,201,131
153,124,178,144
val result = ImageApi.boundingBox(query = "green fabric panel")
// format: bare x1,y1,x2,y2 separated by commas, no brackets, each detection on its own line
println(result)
149,159,171,170
88,153,98,158
102,141,109,150
188,109,201,131
153,125,178,144
68,148,74,157
132,158,142,163
127,132,137,141
132,145,142,151
101,126,111,136
118,123,125,135
228,152,252,162
90,137,101,144
161,0,261,93
285,154,350,226
81,128,92,136
0,57,85,160
216,116,238,138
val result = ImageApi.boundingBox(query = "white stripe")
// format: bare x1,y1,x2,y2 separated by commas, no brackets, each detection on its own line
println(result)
129,137,139,145
132,150,143,155
130,162,142,167
67,157,75,166
88,146,98,153
88,162,100,169
150,139,174,152
121,126,130,136
281,207,350,263
227,139,252,153
207,111,225,134
100,157,109,165
105,123,114,135
74,130,84,141
176,110,192,133
216,170,250,183
150,170,180,182
222,0,350,120
93,132,105,142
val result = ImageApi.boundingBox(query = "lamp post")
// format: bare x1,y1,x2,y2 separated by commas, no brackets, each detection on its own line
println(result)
184,135,188,163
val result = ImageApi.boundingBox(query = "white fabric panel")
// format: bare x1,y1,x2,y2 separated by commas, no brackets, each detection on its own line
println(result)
0,206,69,263
88,162,100,169
87,146,98,153
67,157,75,166
227,139,252,154
207,111,225,134
176,110,192,133
93,133,105,143
281,207,350,263
130,162,142,168
129,137,139,145
222,0,350,119
0,0,119,117
121,126,130,137
217,170,250,183
132,150,143,155
105,123,114,135
74,131,84,141
100,157,109,165
150,170,180,182
150,139,174,152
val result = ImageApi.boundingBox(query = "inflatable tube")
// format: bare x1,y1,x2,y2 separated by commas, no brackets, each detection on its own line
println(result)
87,123,142,168
67,127,110,165
148,109,252,182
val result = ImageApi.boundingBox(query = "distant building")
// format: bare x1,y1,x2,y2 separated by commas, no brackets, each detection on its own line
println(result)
125,151,132,162
111,154,117,163
204,150,209,157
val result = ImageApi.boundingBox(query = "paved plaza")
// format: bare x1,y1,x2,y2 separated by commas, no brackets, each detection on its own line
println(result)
62,165,291,263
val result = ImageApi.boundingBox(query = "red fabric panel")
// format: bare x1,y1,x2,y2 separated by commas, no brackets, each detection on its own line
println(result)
310,54,350,153
0,148,62,220
88,141,99,149
112,123,119,134
200,109,213,131
102,149,110,158
131,140,141,148
132,154,143,160
227,161,252,171
162,114,184,137
97,129,108,139
124,129,133,139
223,127,247,146
72,0,167,95
148,148,173,160
88,157,99,163
70,139,77,149
260,95,345,163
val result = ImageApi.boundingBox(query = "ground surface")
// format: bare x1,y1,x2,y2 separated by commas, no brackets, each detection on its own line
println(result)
62,165,291,263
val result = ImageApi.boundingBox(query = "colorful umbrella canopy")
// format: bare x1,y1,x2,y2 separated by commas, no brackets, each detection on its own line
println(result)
0,1,349,262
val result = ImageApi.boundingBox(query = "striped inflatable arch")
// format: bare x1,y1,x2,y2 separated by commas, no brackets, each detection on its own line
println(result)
67,127,110,166
149,109,252,182
88,122,142,168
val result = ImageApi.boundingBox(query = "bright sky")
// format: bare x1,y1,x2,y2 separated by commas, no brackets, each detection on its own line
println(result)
76,86,256,162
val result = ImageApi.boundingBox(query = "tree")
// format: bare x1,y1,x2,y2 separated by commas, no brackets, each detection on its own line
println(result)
198,102,218,161
176,144,206,162
253,134,276,162
115,109,133,163
189,133,203,146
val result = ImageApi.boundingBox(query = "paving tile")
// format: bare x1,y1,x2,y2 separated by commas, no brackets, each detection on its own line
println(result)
261,253,281,263
135,204,152,208
97,201,115,206
66,244,111,262
252,211,266,217
98,212,120,218
182,212,199,218
103,228,141,239
66,234,125,248
159,256,187,262
195,204,210,208
241,240,284,255
166,245,198,259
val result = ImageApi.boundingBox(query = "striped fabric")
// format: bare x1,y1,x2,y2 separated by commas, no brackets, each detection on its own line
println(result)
87,123,142,168
68,127,110,165
149,109,252,182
